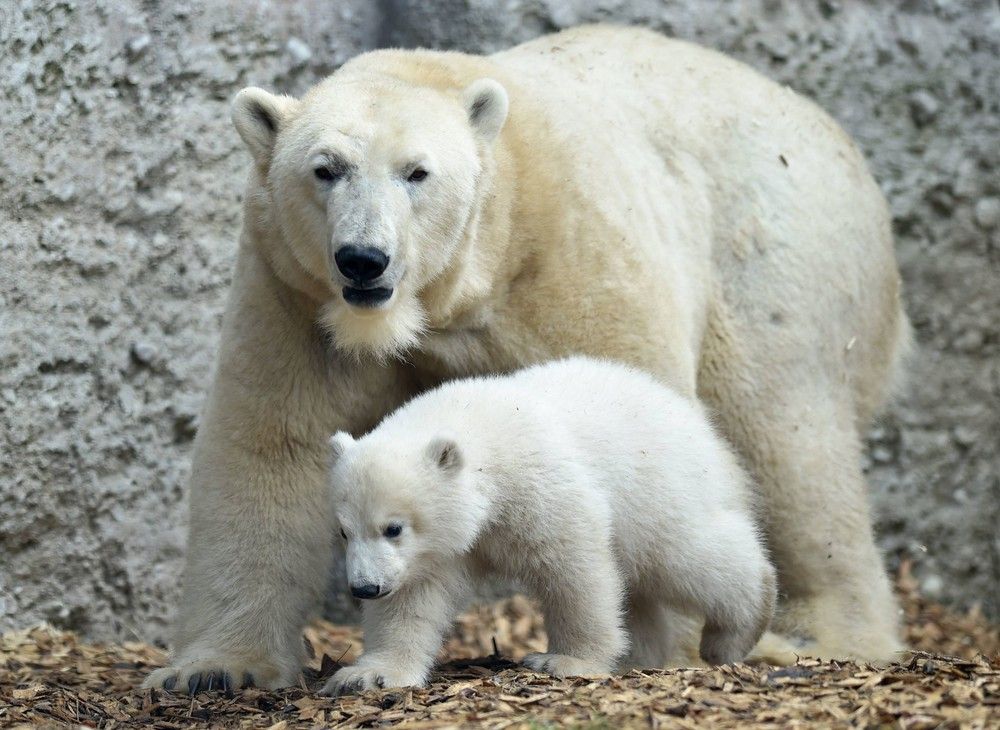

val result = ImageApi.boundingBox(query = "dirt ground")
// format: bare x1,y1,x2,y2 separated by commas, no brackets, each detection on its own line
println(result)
1,564,997,729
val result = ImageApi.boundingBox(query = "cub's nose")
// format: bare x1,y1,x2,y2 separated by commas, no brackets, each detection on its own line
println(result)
350,583,382,600
334,245,389,283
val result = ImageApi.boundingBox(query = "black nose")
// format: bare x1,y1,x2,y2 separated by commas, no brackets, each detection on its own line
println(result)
350,583,382,600
335,245,389,283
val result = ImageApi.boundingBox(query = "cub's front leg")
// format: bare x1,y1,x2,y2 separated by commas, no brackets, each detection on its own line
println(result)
522,554,628,678
515,494,628,678
321,570,467,695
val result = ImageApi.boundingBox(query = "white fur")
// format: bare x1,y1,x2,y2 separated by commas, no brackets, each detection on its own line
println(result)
146,25,909,693
244,72,493,362
321,358,776,694
231,87,301,172
318,296,427,363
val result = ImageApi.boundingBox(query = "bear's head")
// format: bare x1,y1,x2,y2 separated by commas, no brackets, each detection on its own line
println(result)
327,429,489,600
231,72,509,360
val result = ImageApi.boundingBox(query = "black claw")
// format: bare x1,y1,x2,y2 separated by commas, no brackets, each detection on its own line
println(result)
220,672,234,697
162,675,177,691
375,676,385,689
242,672,255,689
206,671,219,692
187,673,201,695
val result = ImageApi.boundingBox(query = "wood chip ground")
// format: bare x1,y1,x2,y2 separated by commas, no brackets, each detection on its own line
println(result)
2,563,997,728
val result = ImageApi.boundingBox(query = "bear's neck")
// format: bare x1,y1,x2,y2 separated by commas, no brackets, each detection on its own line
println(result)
419,135,520,330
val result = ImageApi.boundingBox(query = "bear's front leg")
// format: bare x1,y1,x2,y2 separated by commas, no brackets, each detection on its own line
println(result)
522,566,627,678
144,427,334,692
144,245,417,692
518,501,628,678
321,569,467,696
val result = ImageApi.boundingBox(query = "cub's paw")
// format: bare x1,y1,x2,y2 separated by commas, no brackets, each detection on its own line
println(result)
319,665,425,696
522,653,607,678
143,657,295,694
744,631,805,666
699,627,757,666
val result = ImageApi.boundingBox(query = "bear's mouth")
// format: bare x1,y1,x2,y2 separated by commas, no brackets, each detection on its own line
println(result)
342,285,393,308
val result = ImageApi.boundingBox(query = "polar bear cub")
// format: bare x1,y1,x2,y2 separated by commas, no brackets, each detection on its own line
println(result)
322,357,776,695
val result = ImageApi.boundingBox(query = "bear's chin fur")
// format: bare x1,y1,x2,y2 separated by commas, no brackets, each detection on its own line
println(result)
319,289,427,363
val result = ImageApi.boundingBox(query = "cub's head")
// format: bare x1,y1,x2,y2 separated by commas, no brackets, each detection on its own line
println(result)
231,71,508,360
328,430,488,600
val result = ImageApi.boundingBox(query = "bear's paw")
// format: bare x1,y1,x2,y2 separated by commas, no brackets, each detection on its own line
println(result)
319,664,426,696
522,652,608,678
143,656,293,694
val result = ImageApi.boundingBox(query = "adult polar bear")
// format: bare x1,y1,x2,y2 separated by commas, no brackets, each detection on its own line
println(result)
146,25,909,691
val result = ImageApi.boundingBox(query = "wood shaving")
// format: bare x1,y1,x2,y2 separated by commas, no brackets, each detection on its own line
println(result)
2,564,996,729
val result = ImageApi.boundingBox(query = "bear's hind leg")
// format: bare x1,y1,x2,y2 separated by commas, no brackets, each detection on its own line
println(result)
698,558,777,665
711,389,903,663
648,504,777,665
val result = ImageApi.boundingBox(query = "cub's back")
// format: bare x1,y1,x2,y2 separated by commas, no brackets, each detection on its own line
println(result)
513,358,749,509
512,357,713,458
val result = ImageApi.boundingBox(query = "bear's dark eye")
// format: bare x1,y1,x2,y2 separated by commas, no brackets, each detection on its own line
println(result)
407,168,428,183
314,166,337,182
340,528,347,540
383,523,403,539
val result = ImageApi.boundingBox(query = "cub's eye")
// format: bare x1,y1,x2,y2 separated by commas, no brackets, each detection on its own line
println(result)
407,168,428,183
339,528,347,540
314,166,337,182
383,523,403,539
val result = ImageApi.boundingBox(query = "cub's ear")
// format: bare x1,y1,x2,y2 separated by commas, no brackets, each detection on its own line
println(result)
329,431,355,462
427,436,463,473
231,87,300,169
462,78,508,143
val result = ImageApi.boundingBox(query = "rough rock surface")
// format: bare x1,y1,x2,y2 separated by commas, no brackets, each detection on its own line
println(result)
0,0,381,641
1,0,997,643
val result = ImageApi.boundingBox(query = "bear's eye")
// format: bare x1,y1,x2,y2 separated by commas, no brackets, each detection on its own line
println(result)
314,166,339,183
339,528,347,540
407,168,428,183
383,523,403,539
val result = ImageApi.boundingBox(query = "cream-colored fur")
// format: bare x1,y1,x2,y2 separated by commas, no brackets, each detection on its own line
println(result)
321,357,777,694
145,25,909,692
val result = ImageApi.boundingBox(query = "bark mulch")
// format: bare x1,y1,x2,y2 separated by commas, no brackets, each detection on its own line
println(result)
1,562,997,729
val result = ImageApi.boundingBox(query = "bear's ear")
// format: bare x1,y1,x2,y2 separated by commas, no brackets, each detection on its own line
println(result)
462,78,508,143
231,87,300,169
427,436,463,473
329,431,355,462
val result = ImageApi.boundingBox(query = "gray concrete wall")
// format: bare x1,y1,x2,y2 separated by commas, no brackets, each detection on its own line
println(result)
1,0,997,643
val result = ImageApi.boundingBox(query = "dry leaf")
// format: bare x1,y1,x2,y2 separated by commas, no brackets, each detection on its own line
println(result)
0,567,997,729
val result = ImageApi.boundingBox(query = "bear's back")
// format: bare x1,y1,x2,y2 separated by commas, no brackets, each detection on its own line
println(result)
378,355,704,459
512,356,713,453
